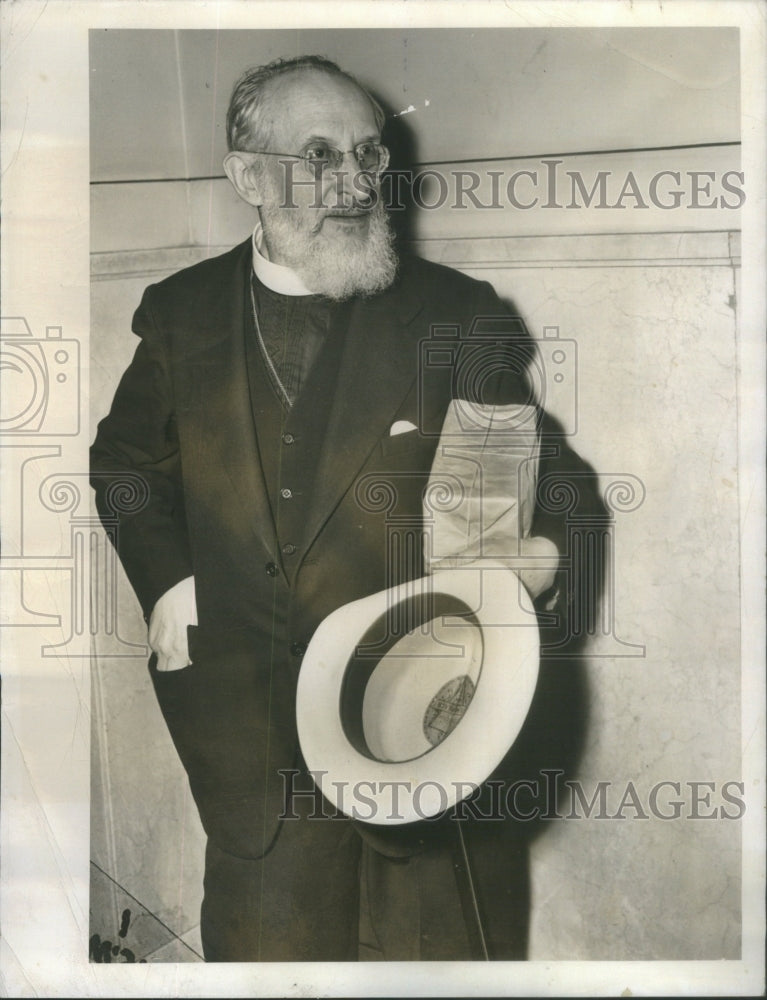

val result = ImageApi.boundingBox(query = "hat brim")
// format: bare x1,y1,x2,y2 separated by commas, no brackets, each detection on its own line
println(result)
296,562,540,825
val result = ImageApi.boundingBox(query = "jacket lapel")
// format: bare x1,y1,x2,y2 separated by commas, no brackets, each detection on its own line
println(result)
300,270,425,555
185,244,424,565
184,241,279,561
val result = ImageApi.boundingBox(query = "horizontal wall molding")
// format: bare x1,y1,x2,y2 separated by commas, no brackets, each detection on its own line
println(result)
414,230,740,271
91,246,220,282
91,230,740,282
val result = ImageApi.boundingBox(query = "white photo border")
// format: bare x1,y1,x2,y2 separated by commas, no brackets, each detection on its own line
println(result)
1,1,764,996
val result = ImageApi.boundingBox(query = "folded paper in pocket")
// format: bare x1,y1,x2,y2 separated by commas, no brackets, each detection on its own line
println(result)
425,401,540,570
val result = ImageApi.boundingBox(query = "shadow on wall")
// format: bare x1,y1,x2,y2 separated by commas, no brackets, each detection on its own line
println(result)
378,93,421,247
456,297,607,960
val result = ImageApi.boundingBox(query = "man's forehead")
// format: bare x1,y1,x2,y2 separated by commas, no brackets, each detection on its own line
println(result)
265,69,380,144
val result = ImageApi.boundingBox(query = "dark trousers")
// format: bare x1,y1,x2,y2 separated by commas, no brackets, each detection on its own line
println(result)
199,799,479,961
201,812,361,962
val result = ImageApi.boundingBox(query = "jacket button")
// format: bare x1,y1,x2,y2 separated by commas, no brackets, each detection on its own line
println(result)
265,561,278,577
282,433,295,445
281,542,297,555
290,641,307,657
280,488,293,499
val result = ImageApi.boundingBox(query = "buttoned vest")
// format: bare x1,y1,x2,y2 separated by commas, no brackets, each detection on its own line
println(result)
244,276,350,587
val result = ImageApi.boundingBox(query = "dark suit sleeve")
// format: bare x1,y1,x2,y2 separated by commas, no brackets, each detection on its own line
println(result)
90,285,194,620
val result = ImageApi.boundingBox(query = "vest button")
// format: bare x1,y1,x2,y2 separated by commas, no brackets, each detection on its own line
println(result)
280,488,293,499
290,641,307,657
282,433,295,445
281,542,297,555
265,561,278,577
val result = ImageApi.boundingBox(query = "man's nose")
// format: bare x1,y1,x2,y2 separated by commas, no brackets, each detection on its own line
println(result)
326,151,375,207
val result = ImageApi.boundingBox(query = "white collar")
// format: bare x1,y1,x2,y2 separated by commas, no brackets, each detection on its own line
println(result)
251,221,314,297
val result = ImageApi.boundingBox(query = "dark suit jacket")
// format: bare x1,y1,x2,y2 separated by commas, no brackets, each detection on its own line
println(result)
91,238,562,860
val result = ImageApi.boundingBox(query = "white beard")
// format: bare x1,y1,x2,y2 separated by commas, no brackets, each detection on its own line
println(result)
259,198,398,301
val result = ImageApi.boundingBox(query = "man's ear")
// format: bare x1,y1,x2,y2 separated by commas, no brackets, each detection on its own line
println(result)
223,152,263,207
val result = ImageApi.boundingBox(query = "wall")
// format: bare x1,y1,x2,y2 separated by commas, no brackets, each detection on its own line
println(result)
89,27,742,961
90,28,740,178
432,232,741,959
91,26,741,251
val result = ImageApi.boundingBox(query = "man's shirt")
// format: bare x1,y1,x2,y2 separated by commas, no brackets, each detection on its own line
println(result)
251,222,337,408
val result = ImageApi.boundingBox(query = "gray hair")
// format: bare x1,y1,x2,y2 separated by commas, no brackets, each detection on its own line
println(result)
226,55,386,152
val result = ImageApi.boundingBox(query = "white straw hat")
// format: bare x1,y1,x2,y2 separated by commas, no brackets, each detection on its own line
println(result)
296,561,539,825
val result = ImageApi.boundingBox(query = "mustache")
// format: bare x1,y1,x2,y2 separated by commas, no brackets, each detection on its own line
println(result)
311,199,382,234
325,205,370,216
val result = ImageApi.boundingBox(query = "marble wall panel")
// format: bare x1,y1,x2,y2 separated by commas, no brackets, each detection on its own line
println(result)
89,274,206,939
91,653,205,936
444,258,741,959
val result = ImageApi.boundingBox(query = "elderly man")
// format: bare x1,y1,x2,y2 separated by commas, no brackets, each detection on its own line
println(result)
91,55,562,962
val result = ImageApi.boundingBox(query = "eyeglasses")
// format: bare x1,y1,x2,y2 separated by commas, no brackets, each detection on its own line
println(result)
241,140,390,175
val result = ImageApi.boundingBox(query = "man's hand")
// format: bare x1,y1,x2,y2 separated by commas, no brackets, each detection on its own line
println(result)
513,535,559,600
148,576,198,672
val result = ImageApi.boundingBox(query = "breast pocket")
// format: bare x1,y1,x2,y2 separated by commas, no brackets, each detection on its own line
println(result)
379,427,425,459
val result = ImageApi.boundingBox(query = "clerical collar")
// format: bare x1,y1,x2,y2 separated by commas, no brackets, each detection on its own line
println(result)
251,221,314,297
